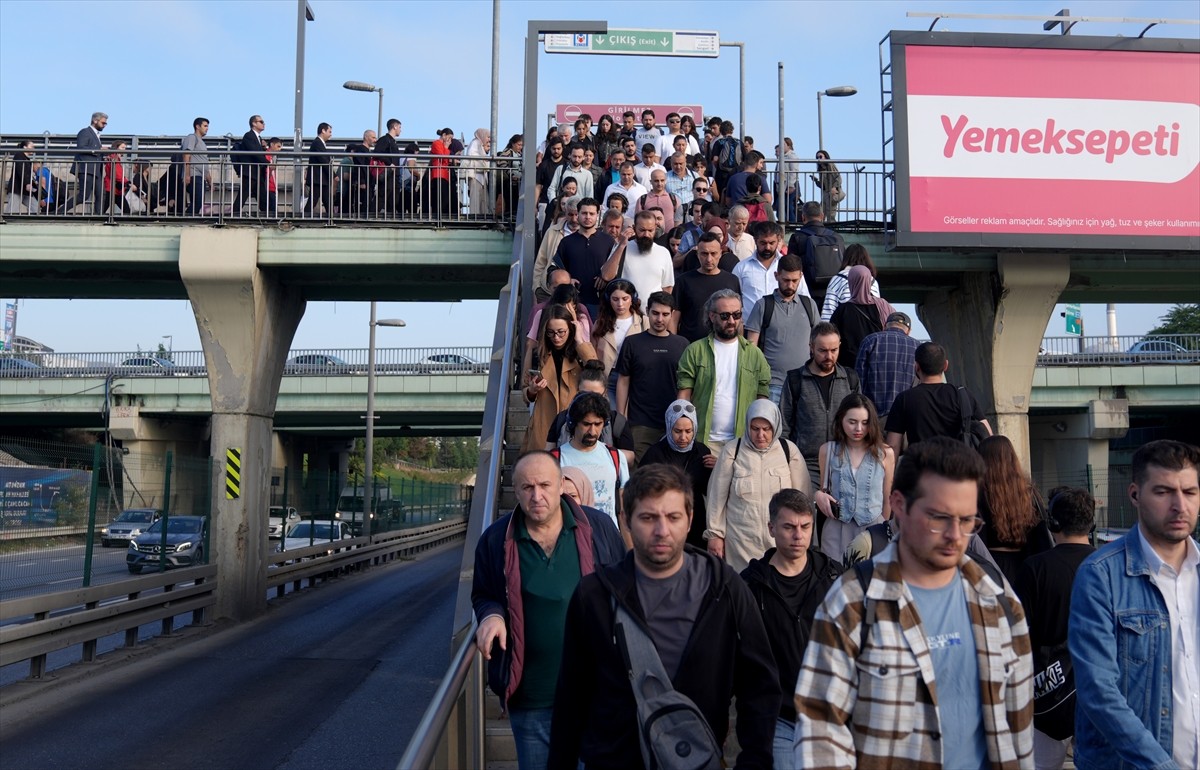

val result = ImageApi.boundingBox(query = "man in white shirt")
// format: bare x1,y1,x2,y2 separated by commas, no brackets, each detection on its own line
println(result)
601,162,647,212
733,221,809,312
554,392,630,529
727,205,755,259
632,144,666,189
634,109,661,156
601,210,674,300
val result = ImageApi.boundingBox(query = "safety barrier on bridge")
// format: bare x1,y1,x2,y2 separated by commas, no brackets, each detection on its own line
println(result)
1039,334,1200,366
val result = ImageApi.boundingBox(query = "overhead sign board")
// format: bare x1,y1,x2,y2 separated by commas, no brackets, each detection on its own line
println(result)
555,103,704,125
545,29,719,58
1064,303,1082,335
889,30,1200,251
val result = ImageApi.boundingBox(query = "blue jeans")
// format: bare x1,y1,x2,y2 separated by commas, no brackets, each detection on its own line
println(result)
509,706,553,770
768,383,783,408
773,717,796,770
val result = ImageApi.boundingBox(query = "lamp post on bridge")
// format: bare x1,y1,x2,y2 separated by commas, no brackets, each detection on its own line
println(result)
364,306,405,541
343,80,384,138
816,85,857,152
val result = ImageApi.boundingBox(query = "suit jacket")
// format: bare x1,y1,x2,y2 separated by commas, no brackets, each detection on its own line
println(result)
72,126,102,175
374,133,399,166
306,137,332,185
237,131,267,168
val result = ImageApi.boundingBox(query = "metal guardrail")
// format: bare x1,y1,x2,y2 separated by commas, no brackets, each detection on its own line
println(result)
1039,334,1200,365
0,564,216,679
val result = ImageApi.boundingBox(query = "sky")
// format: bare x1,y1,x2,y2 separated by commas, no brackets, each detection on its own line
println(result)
2,0,1197,356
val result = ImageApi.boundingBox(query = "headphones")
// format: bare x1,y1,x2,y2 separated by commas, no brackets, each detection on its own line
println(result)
605,280,638,304
566,392,611,435
1046,492,1064,533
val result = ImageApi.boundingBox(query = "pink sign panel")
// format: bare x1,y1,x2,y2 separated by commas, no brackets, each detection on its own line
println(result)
555,103,704,125
900,44,1200,244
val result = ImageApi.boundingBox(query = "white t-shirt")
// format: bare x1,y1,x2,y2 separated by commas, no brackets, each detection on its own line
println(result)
556,441,630,525
709,338,740,441
633,162,666,189
657,132,701,159
602,181,648,211
621,243,674,300
613,315,634,355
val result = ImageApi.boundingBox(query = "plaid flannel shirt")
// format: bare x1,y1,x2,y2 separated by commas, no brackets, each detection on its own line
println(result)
795,543,1035,770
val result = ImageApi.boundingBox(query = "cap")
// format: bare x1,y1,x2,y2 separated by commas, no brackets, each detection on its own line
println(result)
439,127,454,136
886,311,912,329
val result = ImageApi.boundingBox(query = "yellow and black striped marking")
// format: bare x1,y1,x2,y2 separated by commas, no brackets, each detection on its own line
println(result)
225,448,242,499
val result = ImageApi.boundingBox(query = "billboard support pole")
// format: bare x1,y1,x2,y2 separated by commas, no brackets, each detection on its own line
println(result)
777,62,786,225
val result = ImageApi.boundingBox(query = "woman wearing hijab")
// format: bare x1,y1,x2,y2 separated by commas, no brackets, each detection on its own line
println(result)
560,465,597,510
640,400,716,547
830,265,896,369
811,149,844,222
463,128,492,216
704,399,811,572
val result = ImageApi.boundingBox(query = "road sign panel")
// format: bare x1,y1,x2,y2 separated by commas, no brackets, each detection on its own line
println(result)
545,29,719,58
1065,303,1083,335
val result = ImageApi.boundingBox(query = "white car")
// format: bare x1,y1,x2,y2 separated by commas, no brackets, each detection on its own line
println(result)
100,508,162,547
267,506,302,539
278,520,354,552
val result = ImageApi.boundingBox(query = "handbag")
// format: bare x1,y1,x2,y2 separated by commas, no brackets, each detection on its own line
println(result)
821,442,846,521
1032,641,1076,740
125,190,146,214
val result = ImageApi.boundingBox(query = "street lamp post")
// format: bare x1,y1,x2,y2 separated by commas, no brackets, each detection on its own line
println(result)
816,85,857,152
294,0,315,155
162,335,173,359
364,304,405,540
343,80,384,138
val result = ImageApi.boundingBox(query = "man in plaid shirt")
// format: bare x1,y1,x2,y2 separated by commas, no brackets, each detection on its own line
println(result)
854,310,920,419
794,437,1034,769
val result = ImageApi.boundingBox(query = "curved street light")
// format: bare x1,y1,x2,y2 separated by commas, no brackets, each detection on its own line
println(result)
816,85,858,151
363,306,405,539
343,80,384,138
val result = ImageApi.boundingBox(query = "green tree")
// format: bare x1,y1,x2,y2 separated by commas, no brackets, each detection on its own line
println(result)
1148,304,1200,338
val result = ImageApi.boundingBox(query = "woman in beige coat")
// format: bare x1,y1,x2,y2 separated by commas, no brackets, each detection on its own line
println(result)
704,399,811,572
522,304,598,452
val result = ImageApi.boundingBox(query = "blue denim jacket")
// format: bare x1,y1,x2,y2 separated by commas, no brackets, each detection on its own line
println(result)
1069,526,1178,770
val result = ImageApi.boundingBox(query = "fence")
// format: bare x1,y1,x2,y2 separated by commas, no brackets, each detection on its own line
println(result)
1039,334,1200,365
1031,463,1136,534
0,437,214,598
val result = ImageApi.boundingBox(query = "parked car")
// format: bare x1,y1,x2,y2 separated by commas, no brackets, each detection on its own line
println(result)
418,353,486,374
267,506,302,539
278,520,354,552
285,353,353,374
0,357,41,377
101,507,162,547
126,515,208,573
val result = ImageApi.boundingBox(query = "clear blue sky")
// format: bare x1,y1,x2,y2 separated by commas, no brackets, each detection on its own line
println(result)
2,0,1196,354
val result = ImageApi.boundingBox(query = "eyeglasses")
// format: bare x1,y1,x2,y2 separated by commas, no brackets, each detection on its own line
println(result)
923,511,984,536
546,328,569,339
716,311,743,321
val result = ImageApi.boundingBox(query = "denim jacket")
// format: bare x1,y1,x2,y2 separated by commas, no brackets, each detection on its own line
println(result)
1069,526,1178,770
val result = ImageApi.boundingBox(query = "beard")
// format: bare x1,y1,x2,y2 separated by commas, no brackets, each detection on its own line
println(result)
635,235,654,252
715,323,740,341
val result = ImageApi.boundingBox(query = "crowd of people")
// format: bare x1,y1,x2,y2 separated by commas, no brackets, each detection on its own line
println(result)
474,110,1199,770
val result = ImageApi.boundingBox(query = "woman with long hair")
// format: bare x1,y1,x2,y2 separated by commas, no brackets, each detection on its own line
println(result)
830,265,896,369
495,133,523,217
977,434,1054,585
821,243,882,321
640,399,716,547
811,149,844,222
679,115,702,154
523,282,592,383
523,304,598,452
815,393,895,562
590,279,646,407
593,115,620,168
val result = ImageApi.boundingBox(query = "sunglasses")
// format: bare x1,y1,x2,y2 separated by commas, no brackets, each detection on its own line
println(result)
694,186,709,192
716,311,743,321
669,402,697,414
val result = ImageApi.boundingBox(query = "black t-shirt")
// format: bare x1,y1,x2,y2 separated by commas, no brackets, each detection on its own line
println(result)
885,382,985,445
679,248,739,275
616,331,690,429
1014,543,1095,651
546,409,635,451
830,303,884,369
769,559,814,617
536,156,566,202
673,269,742,342
552,231,616,307
812,370,836,408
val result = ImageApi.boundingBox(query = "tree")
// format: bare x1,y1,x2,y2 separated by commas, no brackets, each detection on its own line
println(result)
1148,304,1200,344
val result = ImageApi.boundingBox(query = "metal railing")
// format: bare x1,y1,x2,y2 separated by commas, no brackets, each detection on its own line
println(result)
0,346,492,378
0,147,517,227
1039,334,1200,365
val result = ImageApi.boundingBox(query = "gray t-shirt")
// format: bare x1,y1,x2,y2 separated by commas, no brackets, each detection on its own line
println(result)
908,573,988,770
180,133,208,178
635,551,711,679
744,291,818,387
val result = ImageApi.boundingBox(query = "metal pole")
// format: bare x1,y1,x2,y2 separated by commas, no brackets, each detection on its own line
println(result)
817,91,824,152
364,301,377,541
490,0,501,213
777,62,786,225
82,443,102,588
376,89,384,139
294,0,306,155
520,25,541,325
720,42,746,136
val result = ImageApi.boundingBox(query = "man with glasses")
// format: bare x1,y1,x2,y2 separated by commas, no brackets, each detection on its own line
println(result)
795,436,1034,769
676,288,771,457
232,115,268,216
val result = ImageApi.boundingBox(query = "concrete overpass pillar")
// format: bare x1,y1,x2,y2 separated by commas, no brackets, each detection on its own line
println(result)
179,228,305,621
918,253,1071,470
108,411,208,514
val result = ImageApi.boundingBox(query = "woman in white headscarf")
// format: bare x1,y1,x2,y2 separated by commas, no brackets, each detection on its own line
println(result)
464,128,492,215
640,399,715,548
704,399,811,572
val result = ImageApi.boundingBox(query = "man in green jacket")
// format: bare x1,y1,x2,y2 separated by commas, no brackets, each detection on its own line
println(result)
676,288,772,457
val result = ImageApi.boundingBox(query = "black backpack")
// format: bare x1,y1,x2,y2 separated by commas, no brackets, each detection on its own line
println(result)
956,387,990,451
714,137,741,174
802,227,843,296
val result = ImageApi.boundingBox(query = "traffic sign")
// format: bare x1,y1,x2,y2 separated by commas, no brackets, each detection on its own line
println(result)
1064,303,1083,335
545,29,719,58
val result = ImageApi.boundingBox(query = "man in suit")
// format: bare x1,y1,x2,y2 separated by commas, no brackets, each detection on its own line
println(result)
69,111,107,212
302,122,335,217
373,118,402,214
231,114,268,216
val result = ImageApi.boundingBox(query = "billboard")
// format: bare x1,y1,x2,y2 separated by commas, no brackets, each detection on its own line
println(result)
890,31,1200,250
555,103,704,126
1,466,91,528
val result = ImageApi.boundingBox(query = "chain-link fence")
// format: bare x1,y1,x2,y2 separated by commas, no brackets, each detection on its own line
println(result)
1032,464,1136,535
0,437,214,598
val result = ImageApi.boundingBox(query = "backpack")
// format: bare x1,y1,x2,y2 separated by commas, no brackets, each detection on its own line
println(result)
549,445,623,516
732,436,791,464
955,386,990,451
614,599,722,770
714,136,742,174
756,294,817,351
801,227,843,296
743,200,768,223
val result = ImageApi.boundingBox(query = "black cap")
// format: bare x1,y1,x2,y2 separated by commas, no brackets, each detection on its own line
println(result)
886,311,911,329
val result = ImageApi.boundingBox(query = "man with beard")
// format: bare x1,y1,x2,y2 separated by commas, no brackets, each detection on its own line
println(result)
780,322,860,488
1070,440,1200,770
733,221,807,312
547,464,779,770
616,291,690,460
346,129,377,216
601,210,673,302
673,233,741,343
551,392,630,530
535,136,567,226
69,111,107,213
745,253,820,406
676,289,771,458
549,198,611,316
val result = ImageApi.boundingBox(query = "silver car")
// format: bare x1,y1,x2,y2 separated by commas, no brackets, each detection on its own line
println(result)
100,508,162,548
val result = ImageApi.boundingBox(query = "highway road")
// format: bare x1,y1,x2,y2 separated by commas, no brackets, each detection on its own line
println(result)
0,541,133,599
0,542,461,769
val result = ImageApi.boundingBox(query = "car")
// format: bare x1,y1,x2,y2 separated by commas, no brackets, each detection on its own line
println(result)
126,515,208,573
0,357,41,377
119,356,179,375
100,507,162,547
418,353,486,374
1126,339,1199,363
278,520,354,552
285,353,352,374
267,505,302,539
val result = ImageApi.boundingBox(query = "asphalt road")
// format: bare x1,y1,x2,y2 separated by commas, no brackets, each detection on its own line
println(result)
0,543,462,770
0,541,133,599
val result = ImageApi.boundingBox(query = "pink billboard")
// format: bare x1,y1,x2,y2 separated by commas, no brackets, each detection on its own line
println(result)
895,36,1200,249
555,103,704,126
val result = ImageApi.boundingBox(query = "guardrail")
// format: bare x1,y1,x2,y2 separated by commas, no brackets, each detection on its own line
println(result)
1039,334,1200,365
0,564,216,679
